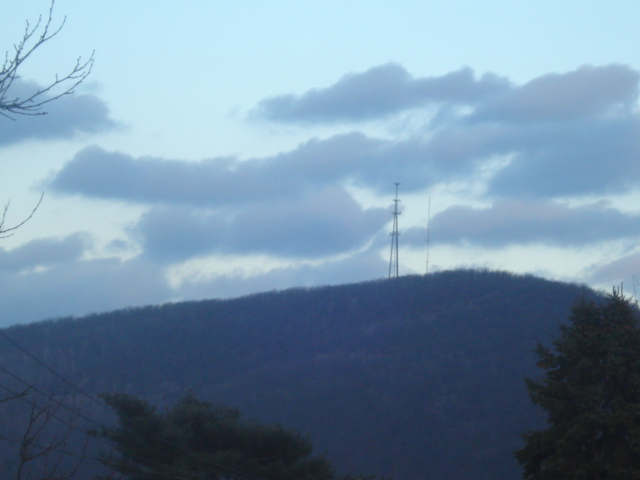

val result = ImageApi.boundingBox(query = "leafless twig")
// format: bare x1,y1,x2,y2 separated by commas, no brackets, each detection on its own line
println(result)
0,193,44,239
0,0,93,119
0,392,89,480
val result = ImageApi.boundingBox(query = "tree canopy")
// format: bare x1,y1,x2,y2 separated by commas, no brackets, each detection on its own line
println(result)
515,290,640,479
94,391,369,480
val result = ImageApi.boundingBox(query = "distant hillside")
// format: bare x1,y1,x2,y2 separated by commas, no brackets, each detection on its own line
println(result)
0,269,599,480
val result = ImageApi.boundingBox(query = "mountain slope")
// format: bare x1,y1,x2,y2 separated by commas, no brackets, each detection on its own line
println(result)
0,269,598,480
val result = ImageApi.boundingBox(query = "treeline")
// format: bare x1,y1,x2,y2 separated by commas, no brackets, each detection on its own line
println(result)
0,269,598,479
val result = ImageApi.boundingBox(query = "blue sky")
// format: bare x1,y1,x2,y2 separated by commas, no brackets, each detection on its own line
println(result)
1,0,640,326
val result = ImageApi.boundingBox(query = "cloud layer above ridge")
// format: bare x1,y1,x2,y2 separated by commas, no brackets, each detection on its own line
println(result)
27,62,640,324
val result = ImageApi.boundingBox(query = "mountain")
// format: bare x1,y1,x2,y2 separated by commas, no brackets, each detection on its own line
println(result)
0,269,599,480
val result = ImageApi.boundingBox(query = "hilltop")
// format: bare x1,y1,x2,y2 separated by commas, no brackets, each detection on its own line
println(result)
0,269,598,480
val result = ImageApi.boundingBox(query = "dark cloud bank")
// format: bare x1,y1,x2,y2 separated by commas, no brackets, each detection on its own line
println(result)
31,62,640,322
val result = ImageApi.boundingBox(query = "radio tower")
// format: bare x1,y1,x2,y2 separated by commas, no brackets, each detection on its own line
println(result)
425,196,431,275
388,182,401,279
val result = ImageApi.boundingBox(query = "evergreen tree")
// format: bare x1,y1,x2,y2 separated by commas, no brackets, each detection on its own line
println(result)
93,391,374,480
515,290,640,479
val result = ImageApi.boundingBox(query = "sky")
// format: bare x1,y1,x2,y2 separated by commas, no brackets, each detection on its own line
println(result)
1,1,640,326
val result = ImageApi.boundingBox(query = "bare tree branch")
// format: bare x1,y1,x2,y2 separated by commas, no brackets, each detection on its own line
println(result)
0,392,89,480
0,5,94,476
0,0,93,119
0,193,44,238
0,0,93,237
0,388,30,405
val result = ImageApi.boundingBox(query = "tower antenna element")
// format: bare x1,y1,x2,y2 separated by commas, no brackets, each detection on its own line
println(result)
426,196,431,275
388,182,401,279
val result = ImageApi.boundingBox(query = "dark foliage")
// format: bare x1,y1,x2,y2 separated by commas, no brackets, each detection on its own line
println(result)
0,270,598,480
515,291,640,479
94,391,337,480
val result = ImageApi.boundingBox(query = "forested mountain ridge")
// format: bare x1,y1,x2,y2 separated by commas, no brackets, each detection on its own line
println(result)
0,269,599,480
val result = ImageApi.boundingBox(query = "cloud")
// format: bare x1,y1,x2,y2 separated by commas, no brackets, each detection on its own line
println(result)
50,64,640,207
403,200,640,248
35,62,640,318
585,253,640,286
50,141,400,267
49,135,453,205
254,62,636,126
0,256,170,327
49,142,352,205
253,63,640,199
0,80,117,146
0,240,388,327
254,63,637,126
253,63,510,124
174,249,389,301
0,234,87,273
418,67,640,199
135,188,388,262
46,63,640,276
0,233,171,326
486,117,640,197
472,64,639,123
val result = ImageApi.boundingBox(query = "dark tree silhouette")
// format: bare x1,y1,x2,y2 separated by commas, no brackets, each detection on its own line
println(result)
516,290,640,479
93,391,338,480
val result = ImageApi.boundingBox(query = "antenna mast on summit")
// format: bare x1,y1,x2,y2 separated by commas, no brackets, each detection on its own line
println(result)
388,182,401,279
426,196,431,275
